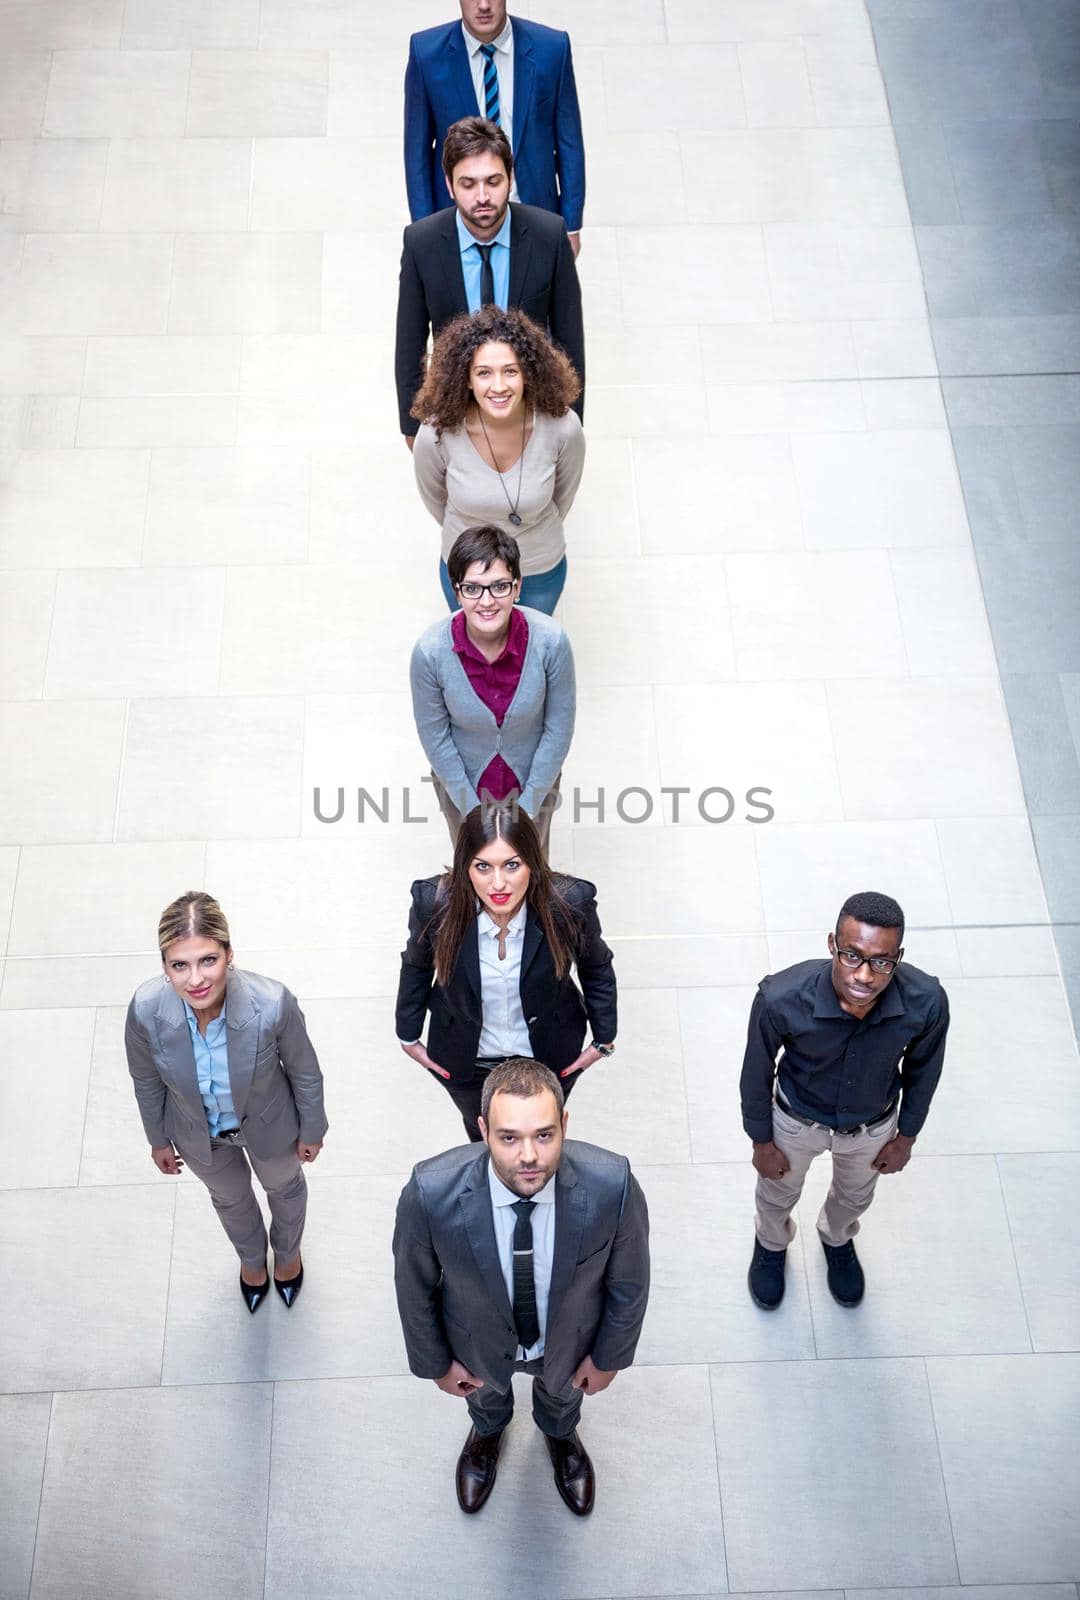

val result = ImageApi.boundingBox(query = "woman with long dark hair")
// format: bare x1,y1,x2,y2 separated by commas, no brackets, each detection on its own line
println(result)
395,805,617,1140
411,304,584,615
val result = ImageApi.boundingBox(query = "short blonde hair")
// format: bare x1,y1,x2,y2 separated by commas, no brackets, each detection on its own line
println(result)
157,891,231,956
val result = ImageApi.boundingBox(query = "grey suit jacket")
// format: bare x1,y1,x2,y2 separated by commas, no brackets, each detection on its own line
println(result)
392,1139,649,1395
125,967,328,1166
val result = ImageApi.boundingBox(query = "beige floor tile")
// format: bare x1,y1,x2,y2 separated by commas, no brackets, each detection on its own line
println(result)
100,136,252,232
144,445,311,566
0,1007,95,1186
8,840,205,956
122,0,260,48
0,700,124,844
0,570,54,698
0,138,108,233
43,49,190,137
44,567,225,699
187,50,328,136
169,233,323,334
0,50,52,136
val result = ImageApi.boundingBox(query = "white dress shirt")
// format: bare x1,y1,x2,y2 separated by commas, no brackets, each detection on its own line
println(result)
476,906,533,1059
462,18,518,200
488,1157,557,1358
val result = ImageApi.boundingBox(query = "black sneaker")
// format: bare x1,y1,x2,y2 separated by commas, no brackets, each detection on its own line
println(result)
748,1239,786,1309
821,1238,865,1306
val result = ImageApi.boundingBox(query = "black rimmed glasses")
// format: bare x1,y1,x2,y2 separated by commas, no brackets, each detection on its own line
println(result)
834,946,902,975
456,579,517,600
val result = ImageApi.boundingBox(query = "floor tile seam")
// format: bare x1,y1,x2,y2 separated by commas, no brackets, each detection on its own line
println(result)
1,919,1075,961
73,1005,100,1187
918,1354,963,1585
993,1151,1037,1355
668,980,696,1162
9,1347,1077,1409
704,1362,733,1595
26,1389,57,1600
158,1181,179,1385
260,1379,275,1600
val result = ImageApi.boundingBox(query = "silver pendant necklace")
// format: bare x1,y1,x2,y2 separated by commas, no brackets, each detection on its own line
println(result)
476,403,527,527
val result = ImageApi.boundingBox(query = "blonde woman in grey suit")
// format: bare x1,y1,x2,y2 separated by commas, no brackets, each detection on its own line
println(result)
125,891,328,1314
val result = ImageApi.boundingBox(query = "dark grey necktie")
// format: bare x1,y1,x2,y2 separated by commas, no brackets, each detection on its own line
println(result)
476,242,495,307
511,1198,541,1350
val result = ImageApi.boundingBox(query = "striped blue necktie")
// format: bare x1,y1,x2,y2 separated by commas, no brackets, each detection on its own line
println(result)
480,43,501,126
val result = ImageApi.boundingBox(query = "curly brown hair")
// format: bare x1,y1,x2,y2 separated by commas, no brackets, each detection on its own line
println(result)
410,306,581,435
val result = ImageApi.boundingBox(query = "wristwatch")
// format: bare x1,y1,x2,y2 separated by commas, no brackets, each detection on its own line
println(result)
589,1040,615,1057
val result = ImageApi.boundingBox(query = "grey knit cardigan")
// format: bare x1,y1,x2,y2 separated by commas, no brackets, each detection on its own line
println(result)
409,605,576,819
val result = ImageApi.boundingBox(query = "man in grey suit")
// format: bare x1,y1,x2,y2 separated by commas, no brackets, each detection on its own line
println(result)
393,1057,649,1515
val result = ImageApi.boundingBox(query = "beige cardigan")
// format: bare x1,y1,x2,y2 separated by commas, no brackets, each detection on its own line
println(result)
413,409,586,576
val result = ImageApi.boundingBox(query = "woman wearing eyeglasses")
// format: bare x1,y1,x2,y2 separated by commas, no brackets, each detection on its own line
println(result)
409,524,575,851
396,803,617,1142
411,304,584,616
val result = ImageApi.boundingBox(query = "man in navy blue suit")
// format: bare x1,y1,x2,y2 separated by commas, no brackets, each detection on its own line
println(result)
404,0,585,258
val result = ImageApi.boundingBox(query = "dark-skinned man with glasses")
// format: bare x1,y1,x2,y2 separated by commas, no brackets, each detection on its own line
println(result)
740,891,949,1310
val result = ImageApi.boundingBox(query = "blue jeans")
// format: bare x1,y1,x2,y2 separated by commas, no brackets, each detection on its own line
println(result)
439,556,567,616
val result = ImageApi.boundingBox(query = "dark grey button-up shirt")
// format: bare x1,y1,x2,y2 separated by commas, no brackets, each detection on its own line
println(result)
739,959,949,1143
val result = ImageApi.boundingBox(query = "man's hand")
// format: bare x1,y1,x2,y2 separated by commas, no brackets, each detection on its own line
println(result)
567,231,581,259
404,435,415,452
434,1360,484,1397
400,1040,451,1080
571,1355,616,1394
872,1132,915,1174
297,1140,323,1163
559,1044,602,1079
752,1140,789,1180
151,1144,183,1175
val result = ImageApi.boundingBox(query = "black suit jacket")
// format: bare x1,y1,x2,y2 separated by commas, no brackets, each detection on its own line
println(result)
394,200,586,436
393,1140,650,1394
395,874,616,1081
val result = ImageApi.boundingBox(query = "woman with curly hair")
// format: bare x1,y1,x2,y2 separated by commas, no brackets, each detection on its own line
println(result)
395,803,617,1142
411,304,585,615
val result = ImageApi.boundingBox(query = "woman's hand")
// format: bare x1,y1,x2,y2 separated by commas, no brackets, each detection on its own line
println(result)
400,1040,451,1080
559,1045,603,1080
151,1144,183,1175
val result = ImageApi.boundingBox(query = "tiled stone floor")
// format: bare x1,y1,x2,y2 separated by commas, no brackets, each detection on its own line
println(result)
0,2,1078,1597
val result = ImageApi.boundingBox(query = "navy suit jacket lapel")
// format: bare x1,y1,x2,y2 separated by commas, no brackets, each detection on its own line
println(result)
511,22,536,138
460,1153,515,1328
546,1157,587,1336
443,21,482,116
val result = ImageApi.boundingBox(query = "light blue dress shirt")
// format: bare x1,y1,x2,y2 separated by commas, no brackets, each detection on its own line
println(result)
456,207,511,313
184,1001,238,1137
488,1159,557,1359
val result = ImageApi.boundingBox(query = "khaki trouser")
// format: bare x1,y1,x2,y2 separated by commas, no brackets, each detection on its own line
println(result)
181,1134,307,1271
431,770,561,855
755,1099,899,1252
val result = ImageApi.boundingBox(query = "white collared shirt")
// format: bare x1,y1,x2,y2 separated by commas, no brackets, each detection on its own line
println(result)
476,906,533,1059
461,17,518,199
488,1157,557,1358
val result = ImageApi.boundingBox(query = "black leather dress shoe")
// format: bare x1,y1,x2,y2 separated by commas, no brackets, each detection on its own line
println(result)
240,1261,270,1315
821,1237,865,1306
748,1239,787,1309
544,1429,595,1516
455,1425,504,1513
273,1259,303,1308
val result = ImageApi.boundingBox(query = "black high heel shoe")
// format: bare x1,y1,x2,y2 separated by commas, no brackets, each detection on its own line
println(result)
274,1256,304,1309
240,1259,270,1315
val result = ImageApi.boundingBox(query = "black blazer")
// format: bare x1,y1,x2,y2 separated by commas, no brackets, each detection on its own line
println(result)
395,874,616,1082
394,200,586,436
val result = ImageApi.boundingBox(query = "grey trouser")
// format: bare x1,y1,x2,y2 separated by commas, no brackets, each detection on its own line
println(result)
431,770,561,854
181,1134,307,1271
755,1099,899,1252
467,1355,582,1440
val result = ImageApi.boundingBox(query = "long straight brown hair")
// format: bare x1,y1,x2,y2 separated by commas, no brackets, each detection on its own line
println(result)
431,805,579,985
